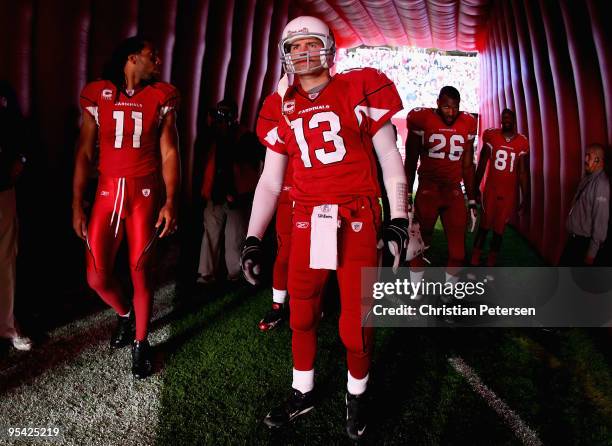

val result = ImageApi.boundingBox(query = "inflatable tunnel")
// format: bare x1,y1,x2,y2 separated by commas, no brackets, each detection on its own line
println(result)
0,0,610,265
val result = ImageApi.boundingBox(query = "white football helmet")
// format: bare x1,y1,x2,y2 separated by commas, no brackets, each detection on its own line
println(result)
279,16,335,74
406,217,428,262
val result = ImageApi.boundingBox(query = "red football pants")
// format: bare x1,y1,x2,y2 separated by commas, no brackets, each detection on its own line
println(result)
272,190,292,291
481,184,516,234
412,181,467,268
85,174,161,341
288,197,381,380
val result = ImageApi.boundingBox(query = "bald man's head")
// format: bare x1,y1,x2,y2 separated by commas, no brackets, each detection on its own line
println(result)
585,143,605,174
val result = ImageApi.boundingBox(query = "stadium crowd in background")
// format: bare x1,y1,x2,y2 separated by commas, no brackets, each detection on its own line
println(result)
336,46,479,114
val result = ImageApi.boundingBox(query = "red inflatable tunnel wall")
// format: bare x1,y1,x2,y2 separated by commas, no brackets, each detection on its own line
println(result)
0,0,610,268
478,0,610,263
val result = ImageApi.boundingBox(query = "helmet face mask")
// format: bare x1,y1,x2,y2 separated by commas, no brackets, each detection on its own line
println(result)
279,16,335,75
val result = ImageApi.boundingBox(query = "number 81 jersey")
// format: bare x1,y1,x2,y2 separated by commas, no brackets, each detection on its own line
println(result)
80,80,180,178
407,107,477,185
257,68,402,206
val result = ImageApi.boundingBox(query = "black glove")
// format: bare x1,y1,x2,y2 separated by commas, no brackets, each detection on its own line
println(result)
383,218,409,273
241,236,263,285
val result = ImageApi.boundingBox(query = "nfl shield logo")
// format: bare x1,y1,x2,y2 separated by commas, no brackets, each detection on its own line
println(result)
142,189,150,197
321,204,331,212
283,100,295,114
351,222,363,232
102,89,113,99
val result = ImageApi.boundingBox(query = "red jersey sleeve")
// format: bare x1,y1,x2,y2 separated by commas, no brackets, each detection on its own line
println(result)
406,107,428,136
481,128,494,153
79,81,106,118
256,93,287,156
350,67,403,136
157,83,180,117
518,134,529,156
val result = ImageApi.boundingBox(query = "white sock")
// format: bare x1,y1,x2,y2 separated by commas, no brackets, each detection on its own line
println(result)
445,271,459,284
410,269,424,284
272,288,287,305
292,368,314,394
347,371,369,396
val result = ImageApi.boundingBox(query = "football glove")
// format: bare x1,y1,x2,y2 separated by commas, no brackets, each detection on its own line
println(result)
241,236,263,286
383,218,409,273
468,200,478,233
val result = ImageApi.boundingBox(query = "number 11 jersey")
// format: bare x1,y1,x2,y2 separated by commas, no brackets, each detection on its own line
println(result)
80,80,180,178
257,68,402,206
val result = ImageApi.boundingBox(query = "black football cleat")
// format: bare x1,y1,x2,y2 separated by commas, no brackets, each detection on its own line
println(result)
258,303,286,331
263,388,315,428
110,312,134,348
346,392,368,441
131,340,152,379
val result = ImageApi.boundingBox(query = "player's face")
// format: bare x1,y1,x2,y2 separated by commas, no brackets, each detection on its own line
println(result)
136,43,161,80
501,112,515,131
437,95,460,125
584,148,601,174
289,38,325,73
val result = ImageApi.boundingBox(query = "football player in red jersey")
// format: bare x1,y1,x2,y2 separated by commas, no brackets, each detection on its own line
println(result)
471,109,529,266
405,87,478,285
72,36,180,379
242,16,409,440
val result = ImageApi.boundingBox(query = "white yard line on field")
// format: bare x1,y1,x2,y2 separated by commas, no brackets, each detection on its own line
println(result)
448,356,543,446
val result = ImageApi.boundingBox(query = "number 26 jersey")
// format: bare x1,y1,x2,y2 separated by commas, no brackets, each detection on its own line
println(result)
407,107,477,186
258,68,403,206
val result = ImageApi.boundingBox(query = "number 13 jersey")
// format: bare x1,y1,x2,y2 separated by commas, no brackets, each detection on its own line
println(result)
257,68,402,206
80,80,180,178
407,107,477,186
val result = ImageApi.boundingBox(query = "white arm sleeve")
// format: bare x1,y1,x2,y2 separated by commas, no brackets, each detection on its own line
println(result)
373,121,409,219
247,148,288,239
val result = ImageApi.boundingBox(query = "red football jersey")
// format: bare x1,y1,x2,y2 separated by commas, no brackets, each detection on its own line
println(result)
481,128,529,191
257,68,402,205
257,92,293,188
407,108,477,185
80,80,179,178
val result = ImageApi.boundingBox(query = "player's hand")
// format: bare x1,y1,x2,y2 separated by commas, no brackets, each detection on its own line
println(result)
383,218,409,273
468,200,478,233
241,236,263,286
72,206,88,240
156,202,177,238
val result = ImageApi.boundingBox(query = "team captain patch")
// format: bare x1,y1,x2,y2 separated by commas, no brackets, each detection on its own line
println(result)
283,100,295,114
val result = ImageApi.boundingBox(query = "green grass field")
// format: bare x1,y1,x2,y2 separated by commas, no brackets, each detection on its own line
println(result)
1,222,610,445
154,222,610,445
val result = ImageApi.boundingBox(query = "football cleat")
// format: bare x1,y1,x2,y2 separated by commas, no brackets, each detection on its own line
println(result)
258,303,286,331
131,340,152,379
263,388,315,428
346,392,368,440
11,335,33,351
110,312,134,349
